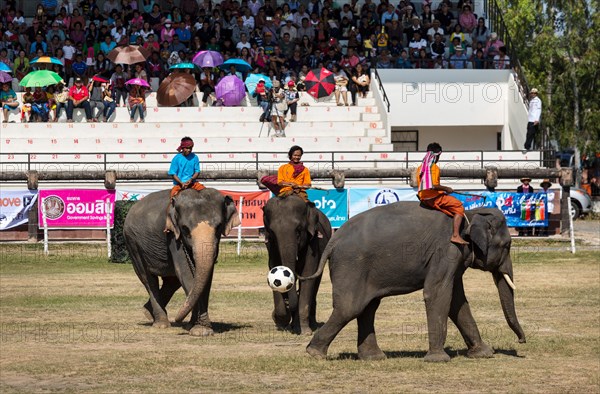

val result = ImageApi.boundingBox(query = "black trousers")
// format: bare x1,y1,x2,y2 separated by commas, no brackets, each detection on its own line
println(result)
524,121,538,150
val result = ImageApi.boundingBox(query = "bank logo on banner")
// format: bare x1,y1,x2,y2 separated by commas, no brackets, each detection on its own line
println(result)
307,189,348,228
42,195,66,220
374,189,400,206
0,190,38,230
38,189,116,228
348,188,417,218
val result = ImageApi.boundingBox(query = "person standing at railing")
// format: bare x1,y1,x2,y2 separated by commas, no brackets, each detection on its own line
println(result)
523,88,542,152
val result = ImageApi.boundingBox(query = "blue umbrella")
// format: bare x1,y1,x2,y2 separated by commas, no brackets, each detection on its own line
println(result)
169,62,197,70
0,62,11,72
219,58,252,73
31,56,64,66
244,73,272,96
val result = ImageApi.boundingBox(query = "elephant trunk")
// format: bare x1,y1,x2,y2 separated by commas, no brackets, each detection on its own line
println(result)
174,224,217,322
494,261,526,343
278,241,299,312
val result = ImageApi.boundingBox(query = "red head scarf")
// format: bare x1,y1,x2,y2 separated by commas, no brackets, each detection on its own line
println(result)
177,139,194,152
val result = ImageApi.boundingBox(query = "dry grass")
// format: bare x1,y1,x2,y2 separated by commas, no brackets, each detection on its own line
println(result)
0,242,599,393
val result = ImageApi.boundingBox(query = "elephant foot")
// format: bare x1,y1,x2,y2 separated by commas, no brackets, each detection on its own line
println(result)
189,325,214,337
424,350,451,363
467,343,494,359
298,326,314,336
306,343,327,360
152,319,171,329
142,306,153,322
358,348,386,361
272,311,291,331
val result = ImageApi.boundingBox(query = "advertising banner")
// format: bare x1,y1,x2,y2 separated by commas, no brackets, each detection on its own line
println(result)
307,189,348,228
0,190,38,230
38,189,116,228
452,192,549,227
348,188,418,217
221,190,270,228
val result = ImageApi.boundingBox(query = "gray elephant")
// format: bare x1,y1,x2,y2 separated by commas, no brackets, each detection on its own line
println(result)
302,203,526,361
263,195,332,334
123,188,240,336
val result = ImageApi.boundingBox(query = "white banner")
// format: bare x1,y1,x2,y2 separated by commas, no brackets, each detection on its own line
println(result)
0,190,38,230
348,188,418,217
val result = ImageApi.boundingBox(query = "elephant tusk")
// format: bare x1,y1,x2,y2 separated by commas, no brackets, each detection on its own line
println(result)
503,273,516,290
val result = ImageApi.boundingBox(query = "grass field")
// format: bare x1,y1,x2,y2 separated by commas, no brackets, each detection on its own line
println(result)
0,242,598,393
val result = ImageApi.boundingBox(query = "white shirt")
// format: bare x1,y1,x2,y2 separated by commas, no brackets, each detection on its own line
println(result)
62,44,76,60
528,96,542,122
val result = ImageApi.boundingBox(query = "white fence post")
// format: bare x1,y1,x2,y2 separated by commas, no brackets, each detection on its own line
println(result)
237,196,244,256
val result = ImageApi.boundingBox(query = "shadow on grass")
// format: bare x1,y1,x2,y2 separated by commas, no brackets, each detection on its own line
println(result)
136,321,251,334
335,347,524,360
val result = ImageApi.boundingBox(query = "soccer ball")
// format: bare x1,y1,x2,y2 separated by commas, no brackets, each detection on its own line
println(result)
267,266,295,293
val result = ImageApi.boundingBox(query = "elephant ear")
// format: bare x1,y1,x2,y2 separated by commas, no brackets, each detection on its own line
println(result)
166,199,181,240
222,195,241,236
468,213,492,258
306,203,319,239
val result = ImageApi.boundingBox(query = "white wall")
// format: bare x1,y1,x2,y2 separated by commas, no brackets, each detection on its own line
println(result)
378,70,527,150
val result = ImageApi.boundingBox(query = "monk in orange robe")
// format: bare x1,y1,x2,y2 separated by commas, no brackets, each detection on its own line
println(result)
417,142,468,245
277,145,312,202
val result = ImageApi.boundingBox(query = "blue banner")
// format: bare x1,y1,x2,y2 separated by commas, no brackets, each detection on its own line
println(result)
307,189,348,228
348,188,418,217
452,192,549,227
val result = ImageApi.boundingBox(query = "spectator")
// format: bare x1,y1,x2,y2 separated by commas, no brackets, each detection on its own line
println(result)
449,36,466,56
415,48,433,69
72,53,88,79
435,3,454,34
169,35,186,54
408,31,427,60
421,4,435,30
381,3,399,25
350,63,370,103
102,83,116,122
270,80,287,137
67,77,93,123
134,63,148,81
45,85,57,121
493,46,511,70
376,50,394,68
524,88,542,151
1,83,19,123
405,15,423,44
13,50,30,81
450,24,466,45
396,49,413,68
95,53,112,76
46,21,66,43
283,80,299,122
458,5,477,33
161,19,176,43
100,35,116,55
484,32,504,60
427,18,445,42
332,64,349,106
472,18,489,45
143,33,160,53
110,64,129,107
430,33,446,59
70,21,85,45
88,79,105,122
449,46,468,69
53,82,69,121
199,67,215,107
30,34,48,55
471,49,486,69
127,85,146,122
21,87,34,122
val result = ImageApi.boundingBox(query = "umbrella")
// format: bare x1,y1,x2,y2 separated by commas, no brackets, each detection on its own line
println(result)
125,78,150,88
107,45,151,65
19,70,63,87
0,71,12,83
169,62,197,70
92,75,110,83
31,56,63,66
157,73,197,107
244,73,272,96
192,50,224,68
219,58,252,73
215,75,246,106
305,67,336,99
0,62,11,72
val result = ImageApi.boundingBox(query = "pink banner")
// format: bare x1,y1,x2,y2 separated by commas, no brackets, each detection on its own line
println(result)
38,189,116,228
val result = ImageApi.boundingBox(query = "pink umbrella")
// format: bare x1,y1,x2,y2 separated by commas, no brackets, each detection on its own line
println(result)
0,71,12,83
215,75,246,106
125,78,150,88
192,50,224,68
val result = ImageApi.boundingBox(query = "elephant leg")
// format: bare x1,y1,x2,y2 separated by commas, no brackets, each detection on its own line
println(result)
272,291,292,330
357,298,386,361
143,277,181,321
449,278,494,359
307,307,353,359
423,274,454,362
296,277,320,335
189,267,215,337
145,275,171,328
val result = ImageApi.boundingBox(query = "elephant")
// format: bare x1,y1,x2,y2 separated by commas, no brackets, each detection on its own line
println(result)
301,203,526,361
263,195,332,335
123,188,240,336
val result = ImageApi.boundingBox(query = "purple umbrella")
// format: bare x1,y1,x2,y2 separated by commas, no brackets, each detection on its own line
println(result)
0,71,12,83
192,50,224,68
125,78,150,88
215,75,246,107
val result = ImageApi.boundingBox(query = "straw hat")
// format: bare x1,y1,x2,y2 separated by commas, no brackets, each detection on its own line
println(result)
520,177,532,182
540,179,553,188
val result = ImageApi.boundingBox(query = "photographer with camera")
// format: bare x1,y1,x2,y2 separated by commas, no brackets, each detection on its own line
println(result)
270,80,287,137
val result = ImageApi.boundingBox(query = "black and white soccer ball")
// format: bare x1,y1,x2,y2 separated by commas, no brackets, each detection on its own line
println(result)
267,266,295,293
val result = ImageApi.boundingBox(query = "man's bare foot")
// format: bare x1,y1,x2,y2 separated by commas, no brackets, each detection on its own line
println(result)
451,236,469,245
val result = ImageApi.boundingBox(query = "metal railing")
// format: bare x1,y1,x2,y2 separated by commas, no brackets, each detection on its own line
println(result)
372,69,391,112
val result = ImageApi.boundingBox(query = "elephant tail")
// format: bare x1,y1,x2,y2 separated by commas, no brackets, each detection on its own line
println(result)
298,240,334,281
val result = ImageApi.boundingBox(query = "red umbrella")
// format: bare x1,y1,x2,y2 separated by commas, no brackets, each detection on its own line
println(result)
304,67,336,99
92,75,109,83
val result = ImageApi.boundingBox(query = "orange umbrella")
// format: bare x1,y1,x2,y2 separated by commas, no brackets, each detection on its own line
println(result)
107,45,151,65
157,73,197,107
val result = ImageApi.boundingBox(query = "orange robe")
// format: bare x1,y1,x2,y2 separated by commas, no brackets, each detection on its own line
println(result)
416,163,464,217
170,182,205,198
277,163,311,200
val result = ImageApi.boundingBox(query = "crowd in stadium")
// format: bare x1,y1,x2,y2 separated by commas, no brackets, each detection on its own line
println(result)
0,0,510,122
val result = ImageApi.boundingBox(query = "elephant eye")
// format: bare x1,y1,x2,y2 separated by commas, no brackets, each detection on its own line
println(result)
182,226,191,237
